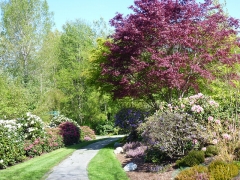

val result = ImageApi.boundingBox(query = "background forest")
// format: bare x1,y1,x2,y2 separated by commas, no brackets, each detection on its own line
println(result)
0,0,239,134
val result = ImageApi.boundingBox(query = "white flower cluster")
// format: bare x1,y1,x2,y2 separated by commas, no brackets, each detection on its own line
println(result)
0,119,18,132
49,115,80,129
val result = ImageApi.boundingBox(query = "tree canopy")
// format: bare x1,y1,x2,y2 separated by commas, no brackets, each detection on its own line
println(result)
99,0,240,103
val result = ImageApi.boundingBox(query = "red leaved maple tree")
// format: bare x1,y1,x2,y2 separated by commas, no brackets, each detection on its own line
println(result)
101,0,240,102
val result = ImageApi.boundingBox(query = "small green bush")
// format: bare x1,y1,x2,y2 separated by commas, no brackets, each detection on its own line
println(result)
59,122,80,145
144,147,167,164
175,165,209,180
80,126,96,141
208,160,239,180
205,145,218,157
176,150,205,167
95,121,120,135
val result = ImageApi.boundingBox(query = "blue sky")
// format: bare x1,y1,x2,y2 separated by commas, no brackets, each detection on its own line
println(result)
47,0,240,31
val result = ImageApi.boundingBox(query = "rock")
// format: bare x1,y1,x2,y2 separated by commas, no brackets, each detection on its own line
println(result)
114,147,123,154
124,162,137,171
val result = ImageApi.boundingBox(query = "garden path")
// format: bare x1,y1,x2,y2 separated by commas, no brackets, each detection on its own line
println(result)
44,135,124,180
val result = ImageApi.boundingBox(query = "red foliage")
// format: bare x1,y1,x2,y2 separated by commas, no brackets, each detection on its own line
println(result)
59,122,80,146
101,0,240,100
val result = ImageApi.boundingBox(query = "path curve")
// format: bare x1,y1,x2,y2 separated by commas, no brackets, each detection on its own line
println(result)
44,135,124,180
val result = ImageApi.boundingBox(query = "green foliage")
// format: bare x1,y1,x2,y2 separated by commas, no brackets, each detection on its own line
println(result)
95,121,117,135
59,122,80,146
0,76,28,119
56,19,95,123
208,160,239,180
139,111,203,159
80,126,96,141
176,150,205,167
205,145,219,157
0,125,25,169
144,147,167,164
175,165,209,180
0,0,53,85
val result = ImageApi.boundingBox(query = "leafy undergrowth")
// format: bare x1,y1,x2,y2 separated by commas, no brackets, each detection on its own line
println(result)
88,141,129,180
0,139,106,180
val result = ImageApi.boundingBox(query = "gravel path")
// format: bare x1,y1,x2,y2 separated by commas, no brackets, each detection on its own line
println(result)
44,135,124,180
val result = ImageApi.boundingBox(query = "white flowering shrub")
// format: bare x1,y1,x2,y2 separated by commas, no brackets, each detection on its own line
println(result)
49,115,80,129
17,112,45,140
0,120,25,169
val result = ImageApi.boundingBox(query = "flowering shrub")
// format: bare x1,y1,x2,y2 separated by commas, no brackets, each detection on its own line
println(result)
49,115,80,129
122,141,146,157
139,111,204,159
24,128,64,158
44,128,64,152
59,122,80,145
200,115,240,161
159,93,220,124
17,112,45,140
84,136,92,141
80,126,96,141
115,108,147,131
0,125,25,169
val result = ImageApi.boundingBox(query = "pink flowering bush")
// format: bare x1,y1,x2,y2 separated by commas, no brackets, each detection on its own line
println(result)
80,126,96,141
84,136,92,141
159,93,220,124
59,122,80,145
24,128,64,157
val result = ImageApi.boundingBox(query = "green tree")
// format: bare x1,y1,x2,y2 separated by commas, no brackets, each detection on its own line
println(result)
56,19,95,124
0,0,53,86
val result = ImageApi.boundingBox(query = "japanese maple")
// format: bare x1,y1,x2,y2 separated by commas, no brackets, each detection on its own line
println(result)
101,0,240,103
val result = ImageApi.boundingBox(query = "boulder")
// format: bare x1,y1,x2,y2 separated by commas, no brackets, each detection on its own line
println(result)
114,147,123,154
123,162,137,171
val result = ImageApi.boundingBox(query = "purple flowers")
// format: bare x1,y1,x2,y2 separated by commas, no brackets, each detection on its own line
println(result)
115,108,147,131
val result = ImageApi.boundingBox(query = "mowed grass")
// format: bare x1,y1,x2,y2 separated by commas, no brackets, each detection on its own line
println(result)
88,141,129,180
0,139,106,180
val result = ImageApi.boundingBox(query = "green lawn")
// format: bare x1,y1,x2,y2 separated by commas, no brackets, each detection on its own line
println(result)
0,139,106,180
88,141,129,180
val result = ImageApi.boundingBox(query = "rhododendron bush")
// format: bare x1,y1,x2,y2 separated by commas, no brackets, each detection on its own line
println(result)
137,93,240,162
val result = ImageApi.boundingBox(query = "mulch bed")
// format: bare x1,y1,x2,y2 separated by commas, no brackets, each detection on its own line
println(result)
115,153,178,180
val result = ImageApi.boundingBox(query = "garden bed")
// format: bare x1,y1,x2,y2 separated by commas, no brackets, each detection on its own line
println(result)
116,153,178,180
